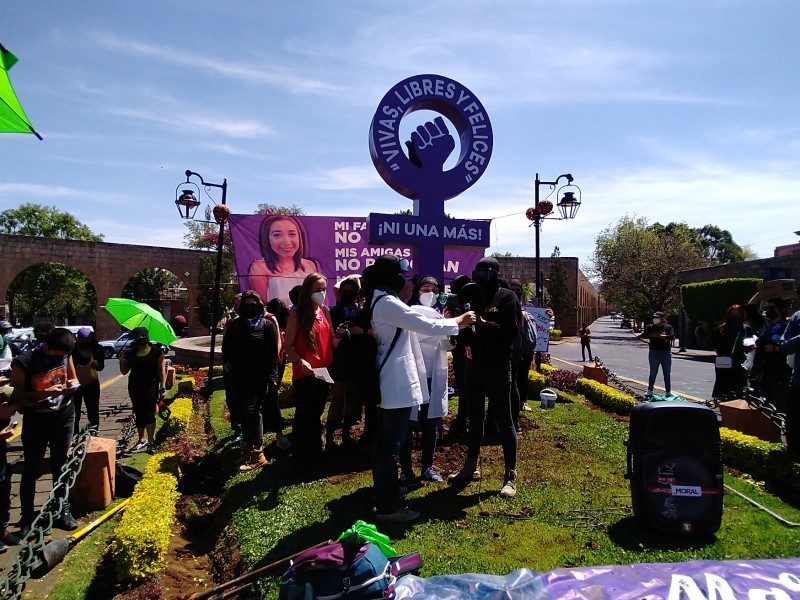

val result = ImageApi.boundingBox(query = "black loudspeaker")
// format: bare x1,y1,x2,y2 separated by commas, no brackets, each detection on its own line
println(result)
625,401,723,535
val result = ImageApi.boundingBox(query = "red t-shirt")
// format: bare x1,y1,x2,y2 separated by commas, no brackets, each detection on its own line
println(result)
292,308,334,378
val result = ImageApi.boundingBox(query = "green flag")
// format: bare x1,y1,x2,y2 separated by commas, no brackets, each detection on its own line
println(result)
0,42,42,139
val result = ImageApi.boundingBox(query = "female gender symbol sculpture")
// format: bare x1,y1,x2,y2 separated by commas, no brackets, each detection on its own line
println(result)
368,74,493,281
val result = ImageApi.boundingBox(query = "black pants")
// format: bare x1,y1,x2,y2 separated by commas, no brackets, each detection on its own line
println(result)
130,384,157,429
465,360,517,471
292,376,330,466
516,352,534,404
20,403,75,523
581,340,593,361
73,379,100,430
223,372,241,434
0,430,10,531
451,347,468,433
231,375,272,447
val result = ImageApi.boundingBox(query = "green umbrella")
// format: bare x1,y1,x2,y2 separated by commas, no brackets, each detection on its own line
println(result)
103,298,177,346
0,42,42,140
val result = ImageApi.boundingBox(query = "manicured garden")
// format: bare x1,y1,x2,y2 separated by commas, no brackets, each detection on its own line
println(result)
34,365,800,599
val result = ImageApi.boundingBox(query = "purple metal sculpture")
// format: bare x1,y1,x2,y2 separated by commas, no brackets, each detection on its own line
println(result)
369,74,493,282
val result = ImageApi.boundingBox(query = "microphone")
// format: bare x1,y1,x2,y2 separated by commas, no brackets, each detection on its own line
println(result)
463,301,476,333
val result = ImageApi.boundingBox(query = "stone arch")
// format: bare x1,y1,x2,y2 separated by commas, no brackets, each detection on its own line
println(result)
0,234,207,338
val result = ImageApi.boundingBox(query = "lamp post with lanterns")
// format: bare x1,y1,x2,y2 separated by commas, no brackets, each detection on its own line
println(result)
175,170,229,396
526,172,581,370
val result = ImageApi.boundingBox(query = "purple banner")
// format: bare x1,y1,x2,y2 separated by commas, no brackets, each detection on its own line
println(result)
229,214,485,306
394,558,800,599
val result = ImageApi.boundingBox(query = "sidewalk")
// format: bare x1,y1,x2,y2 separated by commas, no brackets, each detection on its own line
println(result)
0,373,133,575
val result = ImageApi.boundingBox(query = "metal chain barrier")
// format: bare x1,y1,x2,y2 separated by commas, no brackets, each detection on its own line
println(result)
0,428,93,600
592,357,786,434
591,357,651,404
711,388,786,433
116,412,137,458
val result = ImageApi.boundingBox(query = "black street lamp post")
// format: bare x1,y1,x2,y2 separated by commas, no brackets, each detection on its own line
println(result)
526,172,582,370
175,170,228,396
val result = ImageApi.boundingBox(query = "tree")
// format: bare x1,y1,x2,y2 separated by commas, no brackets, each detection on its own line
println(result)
590,216,707,318
2,204,102,325
546,246,575,330
696,224,751,264
0,203,103,241
123,268,182,302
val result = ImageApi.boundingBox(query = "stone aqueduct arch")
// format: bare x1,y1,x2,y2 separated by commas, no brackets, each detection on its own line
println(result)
0,234,208,339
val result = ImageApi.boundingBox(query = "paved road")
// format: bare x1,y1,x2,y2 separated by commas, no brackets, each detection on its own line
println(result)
547,316,717,402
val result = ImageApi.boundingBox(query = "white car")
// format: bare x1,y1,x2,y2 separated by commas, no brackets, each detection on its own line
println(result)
98,332,170,359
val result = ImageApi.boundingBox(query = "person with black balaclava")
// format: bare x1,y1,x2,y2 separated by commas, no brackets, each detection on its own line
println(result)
367,255,475,523
449,256,521,498
119,327,166,455
222,290,281,471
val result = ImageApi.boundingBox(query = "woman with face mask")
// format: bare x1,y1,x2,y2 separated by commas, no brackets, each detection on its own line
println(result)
712,304,747,398
119,327,166,455
284,273,341,468
398,276,450,487
70,328,105,431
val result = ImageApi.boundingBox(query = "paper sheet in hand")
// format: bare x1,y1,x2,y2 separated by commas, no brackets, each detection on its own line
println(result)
312,368,334,384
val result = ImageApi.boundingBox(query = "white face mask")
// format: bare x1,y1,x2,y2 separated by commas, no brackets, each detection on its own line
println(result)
311,291,326,306
652,318,661,325
419,291,438,308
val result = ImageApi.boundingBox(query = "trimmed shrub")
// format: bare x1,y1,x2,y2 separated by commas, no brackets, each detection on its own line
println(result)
549,329,562,341
681,278,760,324
527,369,547,397
110,453,181,582
575,378,636,415
278,362,294,407
176,377,194,396
164,397,193,434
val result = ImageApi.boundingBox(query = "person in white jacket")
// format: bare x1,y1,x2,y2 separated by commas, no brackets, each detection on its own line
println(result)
365,256,475,523
399,276,452,486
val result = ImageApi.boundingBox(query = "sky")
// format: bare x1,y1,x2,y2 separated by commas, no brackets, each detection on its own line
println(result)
2,0,799,279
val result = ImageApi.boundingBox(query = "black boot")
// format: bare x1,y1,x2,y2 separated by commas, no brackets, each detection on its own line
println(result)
56,503,79,531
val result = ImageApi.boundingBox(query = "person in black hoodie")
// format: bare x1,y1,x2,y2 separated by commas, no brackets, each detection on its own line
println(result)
448,257,521,497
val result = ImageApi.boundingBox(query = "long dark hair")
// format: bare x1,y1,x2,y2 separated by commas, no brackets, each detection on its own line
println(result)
258,215,310,273
296,272,326,354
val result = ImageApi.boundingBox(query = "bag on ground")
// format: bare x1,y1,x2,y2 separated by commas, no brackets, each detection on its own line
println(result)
279,541,393,600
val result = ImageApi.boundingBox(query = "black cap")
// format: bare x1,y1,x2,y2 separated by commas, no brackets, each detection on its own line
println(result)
475,256,500,272
373,254,408,276
0,320,12,331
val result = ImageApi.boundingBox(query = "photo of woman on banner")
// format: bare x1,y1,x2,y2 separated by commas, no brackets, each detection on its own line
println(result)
248,215,321,304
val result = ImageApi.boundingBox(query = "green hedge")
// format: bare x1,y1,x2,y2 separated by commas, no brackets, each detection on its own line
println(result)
681,278,760,323
110,453,181,582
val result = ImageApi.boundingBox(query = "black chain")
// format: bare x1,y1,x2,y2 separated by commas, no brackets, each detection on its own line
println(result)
592,357,786,433
591,357,650,403
710,388,786,433
116,412,137,458
0,428,92,600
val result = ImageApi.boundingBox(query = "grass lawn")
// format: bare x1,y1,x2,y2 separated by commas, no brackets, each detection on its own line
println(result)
209,393,800,599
